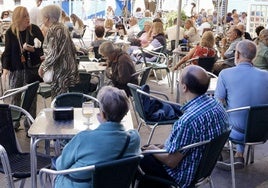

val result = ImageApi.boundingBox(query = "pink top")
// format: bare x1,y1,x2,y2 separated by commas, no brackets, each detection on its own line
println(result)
139,32,150,47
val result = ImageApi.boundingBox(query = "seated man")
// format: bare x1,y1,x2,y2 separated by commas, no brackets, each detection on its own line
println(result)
91,25,106,61
138,65,229,188
55,86,141,187
99,41,138,96
215,39,268,169
213,27,243,75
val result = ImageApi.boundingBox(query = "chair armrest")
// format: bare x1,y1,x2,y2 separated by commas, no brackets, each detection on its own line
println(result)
39,165,95,188
226,106,250,113
141,140,210,155
9,104,34,124
137,88,172,102
0,85,28,100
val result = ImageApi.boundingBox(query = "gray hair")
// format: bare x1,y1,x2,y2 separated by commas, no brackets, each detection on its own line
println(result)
236,40,257,60
259,29,268,43
41,5,61,24
97,86,129,122
98,41,115,58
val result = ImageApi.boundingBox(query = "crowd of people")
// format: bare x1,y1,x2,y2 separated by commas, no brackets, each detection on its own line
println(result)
1,2,268,188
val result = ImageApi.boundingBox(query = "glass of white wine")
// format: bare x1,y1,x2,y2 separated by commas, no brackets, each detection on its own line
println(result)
88,51,95,62
82,101,94,127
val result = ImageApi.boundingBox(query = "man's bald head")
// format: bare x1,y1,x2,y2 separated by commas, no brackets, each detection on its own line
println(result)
181,65,210,95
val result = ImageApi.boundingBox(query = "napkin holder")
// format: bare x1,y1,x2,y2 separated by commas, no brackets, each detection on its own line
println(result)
53,107,74,121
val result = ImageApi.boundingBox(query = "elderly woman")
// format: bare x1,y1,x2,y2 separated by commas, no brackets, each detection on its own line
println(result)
55,86,140,188
38,5,79,99
253,29,268,71
174,31,216,70
99,41,138,96
1,6,44,131
183,19,200,44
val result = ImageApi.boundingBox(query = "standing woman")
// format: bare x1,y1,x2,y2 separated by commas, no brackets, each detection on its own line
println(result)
38,5,79,99
1,6,44,130
70,13,84,38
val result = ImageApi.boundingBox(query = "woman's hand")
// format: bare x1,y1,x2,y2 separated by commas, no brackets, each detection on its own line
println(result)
38,67,44,77
23,43,35,52
2,69,9,80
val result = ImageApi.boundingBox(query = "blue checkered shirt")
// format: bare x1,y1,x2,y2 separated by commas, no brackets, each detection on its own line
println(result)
164,95,228,188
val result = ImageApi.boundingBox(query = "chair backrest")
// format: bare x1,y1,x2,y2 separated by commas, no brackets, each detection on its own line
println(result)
93,155,142,188
197,57,216,72
245,105,268,143
127,83,146,120
0,104,20,155
11,81,39,121
192,130,231,185
139,67,152,86
51,92,99,108
21,81,40,111
69,72,93,94
0,104,33,155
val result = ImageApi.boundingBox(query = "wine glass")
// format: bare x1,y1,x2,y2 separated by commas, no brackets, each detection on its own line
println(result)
82,101,94,128
88,51,95,62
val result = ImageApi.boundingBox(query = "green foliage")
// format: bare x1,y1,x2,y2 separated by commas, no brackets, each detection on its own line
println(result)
164,10,187,28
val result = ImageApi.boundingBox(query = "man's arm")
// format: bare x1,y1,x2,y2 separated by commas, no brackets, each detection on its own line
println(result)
143,144,184,169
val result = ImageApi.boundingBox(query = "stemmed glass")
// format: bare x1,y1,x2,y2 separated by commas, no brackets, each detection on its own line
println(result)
88,51,95,62
82,101,94,128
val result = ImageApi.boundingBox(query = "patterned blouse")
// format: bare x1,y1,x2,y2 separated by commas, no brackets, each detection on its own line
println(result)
41,23,79,99
164,95,229,188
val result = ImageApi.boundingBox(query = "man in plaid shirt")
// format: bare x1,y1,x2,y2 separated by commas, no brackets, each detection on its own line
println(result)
138,65,229,188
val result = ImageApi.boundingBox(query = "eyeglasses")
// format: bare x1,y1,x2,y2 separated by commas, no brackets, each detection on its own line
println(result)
4,13,9,16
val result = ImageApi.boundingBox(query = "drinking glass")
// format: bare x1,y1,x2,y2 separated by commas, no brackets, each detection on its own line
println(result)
82,101,94,127
88,51,95,62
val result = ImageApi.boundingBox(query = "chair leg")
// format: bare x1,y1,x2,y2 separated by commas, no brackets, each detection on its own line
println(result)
246,145,250,165
42,97,47,108
146,124,158,145
19,179,26,188
209,177,214,188
152,69,159,83
229,140,236,188
250,146,254,164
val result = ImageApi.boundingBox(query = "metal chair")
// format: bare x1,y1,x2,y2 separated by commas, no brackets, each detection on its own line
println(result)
37,82,51,108
140,47,171,86
69,72,100,97
131,66,152,86
218,105,268,188
127,83,180,145
51,92,99,108
138,130,231,188
39,155,143,188
0,81,40,126
0,104,51,188
183,56,217,72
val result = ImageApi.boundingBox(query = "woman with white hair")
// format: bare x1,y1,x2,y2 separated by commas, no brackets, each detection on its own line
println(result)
38,4,79,99
55,86,140,188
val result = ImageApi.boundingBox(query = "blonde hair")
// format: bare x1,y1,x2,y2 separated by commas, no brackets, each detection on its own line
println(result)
185,19,197,33
104,18,114,29
259,29,268,43
200,31,215,48
70,13,84,28
11,6,32,39
152,21,164,35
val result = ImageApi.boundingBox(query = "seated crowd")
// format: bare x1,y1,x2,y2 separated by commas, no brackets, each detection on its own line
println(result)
1,4,268,188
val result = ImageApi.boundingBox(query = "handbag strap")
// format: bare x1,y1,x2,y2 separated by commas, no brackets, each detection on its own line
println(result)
117,133,130,159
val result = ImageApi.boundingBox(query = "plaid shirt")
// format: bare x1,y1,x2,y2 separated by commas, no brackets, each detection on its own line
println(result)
164,95,228,188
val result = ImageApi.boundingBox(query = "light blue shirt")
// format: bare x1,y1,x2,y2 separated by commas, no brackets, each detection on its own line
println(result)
215,62,268,133
55,122,141,188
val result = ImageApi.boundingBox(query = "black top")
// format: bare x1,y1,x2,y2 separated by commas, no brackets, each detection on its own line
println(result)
1,24,44,71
